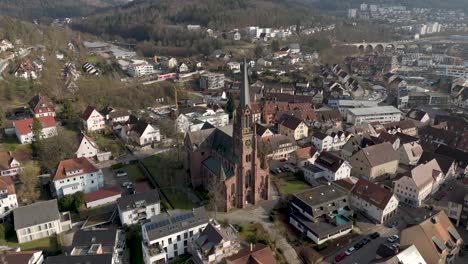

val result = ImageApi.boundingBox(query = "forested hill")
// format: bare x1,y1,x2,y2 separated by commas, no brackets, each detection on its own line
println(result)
0,0,128,20
305,0,468,12
71,0,317,41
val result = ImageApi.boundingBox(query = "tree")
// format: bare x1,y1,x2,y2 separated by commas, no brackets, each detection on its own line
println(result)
72,191,85,211
0,108,5,128
58,195,74,212
207,172,226,220
254,43,264,57
270,39,280,52
59,100,78,121
18,162,41,203
226,93,235,118
31,117,43,142
38,130,77,171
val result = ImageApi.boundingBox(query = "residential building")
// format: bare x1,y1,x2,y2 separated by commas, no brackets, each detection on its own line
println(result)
28,94,55,117
75,133,99,158
66,228,125,264
225,243,277,264
347,106,401,125
188,222,240,264
13,199,72,243
277,115,308,140
400,211,463,264
199,73,225,90
45,254,113,264
372,245,427,264
0,150,30,177
398,141,423,166
311,131,349,151
255,123,274,139
107,110,131,124
290,146,319,167
141,207,209,264
14,116,57,144
348,178,399,223
84,188,122,208
289,185,353,245
0,176,18,217
184,61,270,211
120,120,160,146
302,152,351,183
127,60,154,77
393,160,443,207
447,184,468,231
117,190,161,226
13,60,38,79
0,250,44,264
259,135,298,160
52,157,104,198
418,151,457,179
81,106,106,132
349,142,400,180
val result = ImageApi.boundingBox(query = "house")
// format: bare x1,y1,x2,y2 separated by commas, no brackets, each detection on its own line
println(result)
52,157,104,198
117,189,161,226
0,250,43,264
260,135,298,160
76,133,100,158
311,132,333,151
372,245,427,264
400,211,463,264
13,60,38,79
0,176,18,217
84,188,122,208
13,199,72,243
81,106,105,132
225,243,277,264
127,60,153,77
341,134,378,158
289,185,353,245
188,222,241,264
290,146,319,167
141,207,209,264
376,132,400,150
178,62,189,73
398,141,423,166
255,123,274,139
28,94,55,117
393,160,443,207
0,39,13,51
347,106,401,125
302,152,351,183
120,120,160,146
349,142,400,180
446,184,468,231
199,72,225,90
14,116,57,144
225,62,241,73
348,178,399,224
418,151,457,179
166,57,178,69
406,109,430,127
62,228,125,264
107,110,131,124
277,114,308,140
0,150,30,177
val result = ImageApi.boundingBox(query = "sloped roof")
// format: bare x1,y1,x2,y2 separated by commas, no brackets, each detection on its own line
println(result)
52,157,99,181
202,157,234,180
80,106,102,120
14,116,56,135
117,189,160,210
360,142,399,167
28,94,54,112
13,200,60,230
315,151,347,173
0,176,16,194
0,250,42,264
84,188,121,203
418,151,455,175
225,243,278,264
351,178,395,210
0,149,31,171
278,114,304,130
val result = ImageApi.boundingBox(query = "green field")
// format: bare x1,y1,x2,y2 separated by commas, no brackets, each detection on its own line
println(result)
164,189,198,210
275,173,311,196
1,235,61,252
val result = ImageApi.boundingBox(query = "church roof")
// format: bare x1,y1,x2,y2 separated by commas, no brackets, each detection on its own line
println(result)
203,157,234,180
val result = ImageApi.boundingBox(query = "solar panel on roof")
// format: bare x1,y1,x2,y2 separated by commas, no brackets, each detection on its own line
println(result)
432,236,446,253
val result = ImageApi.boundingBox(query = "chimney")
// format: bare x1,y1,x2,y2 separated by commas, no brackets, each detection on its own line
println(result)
250,243,253,252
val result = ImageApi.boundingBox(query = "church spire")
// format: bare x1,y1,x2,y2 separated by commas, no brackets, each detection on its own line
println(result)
240,58,250,108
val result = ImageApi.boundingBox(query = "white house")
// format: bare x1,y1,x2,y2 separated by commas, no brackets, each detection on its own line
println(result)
120,121,160,146
225,62,241,73
0,39,13,51
0,176,18,218
13,60,38,79
14,116,57,144
302,151,351,183
75,133,100,158
28,94,56,117
141,207,209,264
117,190,161,225
52,157,104,198
398,141,423,166
348,178,399,224
81,106,105,132
127,60,154,77
311,131,349,151
0,150,29,177
13,200,72,243
393,160,443,207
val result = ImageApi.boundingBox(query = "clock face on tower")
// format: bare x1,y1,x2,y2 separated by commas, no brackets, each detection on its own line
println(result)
245,139,251,146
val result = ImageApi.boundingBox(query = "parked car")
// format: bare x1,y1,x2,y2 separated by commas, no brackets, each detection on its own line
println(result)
361,237,371,245
370,232,380,239
345,247,355,255
391,243,400,249
388,221,398,228
354,242,363,250
335,252,346,262
270,169,278,175
115,170,127,177
387,235,399,243
121,181,132,187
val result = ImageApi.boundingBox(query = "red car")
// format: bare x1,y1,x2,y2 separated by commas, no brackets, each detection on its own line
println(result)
335,252,346,262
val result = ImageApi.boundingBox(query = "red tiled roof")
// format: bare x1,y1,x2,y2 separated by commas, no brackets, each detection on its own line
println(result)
52,157,99,181
28,94,55,114
0,150,31,171
351,178,394,210
0,176,16,194
225,244,277,264
80,106,100,120
14,116,56,135
84,188,121,203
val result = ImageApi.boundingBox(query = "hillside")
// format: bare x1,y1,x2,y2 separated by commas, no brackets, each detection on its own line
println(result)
0,0,128,20
305,0,468,12
71,0,317,42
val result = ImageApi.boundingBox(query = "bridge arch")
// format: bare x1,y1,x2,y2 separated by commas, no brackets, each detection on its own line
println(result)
365,44,373,53
358,45,365,52
375,44,384,53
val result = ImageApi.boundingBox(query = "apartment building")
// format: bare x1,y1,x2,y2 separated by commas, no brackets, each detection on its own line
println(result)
117,190,161,225
346,106,401,125
199,72,225,90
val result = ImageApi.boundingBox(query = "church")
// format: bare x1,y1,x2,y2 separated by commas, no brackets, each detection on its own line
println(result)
184,60,271,211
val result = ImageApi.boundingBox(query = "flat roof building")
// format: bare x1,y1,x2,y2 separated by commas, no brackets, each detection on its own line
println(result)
347,106,401,125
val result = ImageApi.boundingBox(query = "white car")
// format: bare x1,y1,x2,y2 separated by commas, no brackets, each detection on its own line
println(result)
345,247,355,256
121,181,132,187
115,170,127,177
387,235,399,243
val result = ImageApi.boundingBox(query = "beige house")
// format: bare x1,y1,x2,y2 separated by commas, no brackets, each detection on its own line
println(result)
398,141,423,166
349,142,399,180
400,211,463,264
80,106,105,132
278,115,308,140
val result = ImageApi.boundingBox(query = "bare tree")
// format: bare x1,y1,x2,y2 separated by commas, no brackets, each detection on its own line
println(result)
18,162,41,204
207,168,227,220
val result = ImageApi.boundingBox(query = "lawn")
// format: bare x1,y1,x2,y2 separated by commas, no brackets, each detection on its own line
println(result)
1,235,60,252
275,173,311,196
141,151,188,187
164,188,198,210
123,164,146,182
236,223,269,244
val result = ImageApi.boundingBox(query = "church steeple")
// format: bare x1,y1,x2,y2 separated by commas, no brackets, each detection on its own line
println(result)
240,58,250,108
